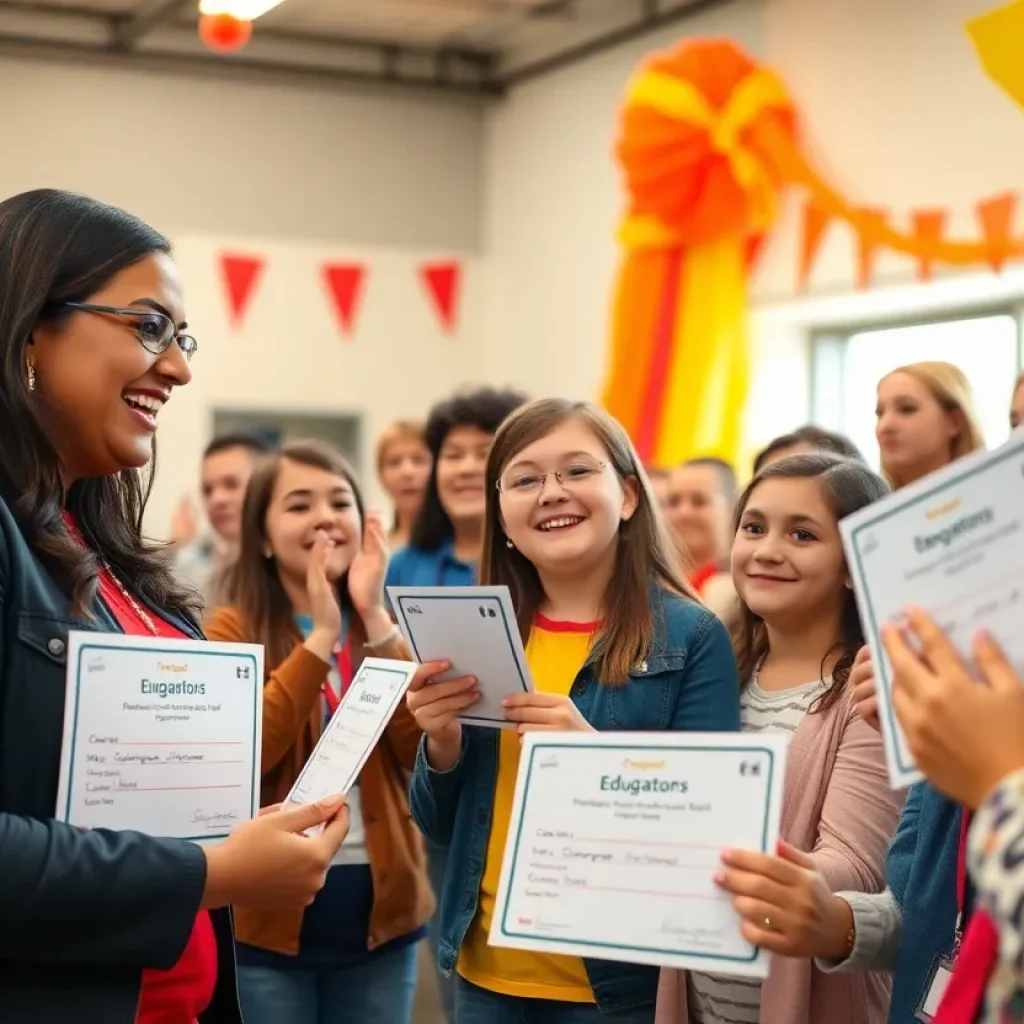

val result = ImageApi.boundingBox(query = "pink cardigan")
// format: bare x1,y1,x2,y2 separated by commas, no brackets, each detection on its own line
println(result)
655,686,905,1024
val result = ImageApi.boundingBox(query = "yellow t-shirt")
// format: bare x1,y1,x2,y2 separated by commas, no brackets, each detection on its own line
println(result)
457,616,597,1002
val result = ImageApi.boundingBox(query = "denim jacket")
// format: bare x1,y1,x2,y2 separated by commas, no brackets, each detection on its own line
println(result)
409,586,742,1014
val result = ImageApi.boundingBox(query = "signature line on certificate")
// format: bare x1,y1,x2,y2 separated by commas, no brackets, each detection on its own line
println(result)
106,784,246,792
115,740,244,746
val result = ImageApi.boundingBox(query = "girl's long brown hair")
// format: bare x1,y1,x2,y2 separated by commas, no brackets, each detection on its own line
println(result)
480,399,695,684
223,439,367,672
731,452,889,714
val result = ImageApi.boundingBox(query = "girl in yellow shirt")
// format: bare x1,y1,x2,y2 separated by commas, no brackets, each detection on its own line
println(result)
407,399,742,1023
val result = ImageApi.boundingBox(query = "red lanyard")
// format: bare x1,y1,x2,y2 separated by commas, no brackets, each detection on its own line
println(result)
954,808,972,957
320,641,353,718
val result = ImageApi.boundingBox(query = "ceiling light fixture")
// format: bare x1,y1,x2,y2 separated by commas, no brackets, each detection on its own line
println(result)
198,0,287,18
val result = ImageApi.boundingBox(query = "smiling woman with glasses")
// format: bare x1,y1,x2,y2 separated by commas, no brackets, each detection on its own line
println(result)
0,189,349,1024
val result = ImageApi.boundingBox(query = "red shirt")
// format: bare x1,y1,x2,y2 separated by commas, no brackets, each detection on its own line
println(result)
83,539,219,1024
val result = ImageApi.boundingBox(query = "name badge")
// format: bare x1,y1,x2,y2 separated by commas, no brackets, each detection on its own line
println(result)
915,956,955,1022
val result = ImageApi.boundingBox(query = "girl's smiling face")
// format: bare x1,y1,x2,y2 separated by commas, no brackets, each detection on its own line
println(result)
732,476,848,630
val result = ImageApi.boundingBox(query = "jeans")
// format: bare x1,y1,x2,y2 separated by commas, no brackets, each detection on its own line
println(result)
237,941,418,1024
427,841,457,1024
456,976,656,1024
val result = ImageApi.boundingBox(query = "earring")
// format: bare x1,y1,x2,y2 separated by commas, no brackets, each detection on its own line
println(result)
845,579,854,590
506,538,514,549
26,362,35,392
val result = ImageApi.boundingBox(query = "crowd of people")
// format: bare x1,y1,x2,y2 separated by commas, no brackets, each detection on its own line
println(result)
2,188,1024,1024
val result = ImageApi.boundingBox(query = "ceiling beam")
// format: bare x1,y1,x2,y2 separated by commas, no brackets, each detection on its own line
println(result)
0,29,503,96
110,0,192,50
501,0,742,86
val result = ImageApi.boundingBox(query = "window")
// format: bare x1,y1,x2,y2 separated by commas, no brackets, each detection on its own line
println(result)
811,312,1022,470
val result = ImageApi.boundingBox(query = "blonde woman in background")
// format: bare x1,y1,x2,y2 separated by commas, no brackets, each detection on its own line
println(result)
376,420,431,549
874,360,984,490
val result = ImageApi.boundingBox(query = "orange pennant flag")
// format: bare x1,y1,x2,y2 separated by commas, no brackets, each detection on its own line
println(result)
977,192,1018,270
798,201,832,290
911,209,948,280
854,208,888,290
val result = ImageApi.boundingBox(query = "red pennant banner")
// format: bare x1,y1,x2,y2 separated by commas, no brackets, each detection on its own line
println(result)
798,202,832,290
911,209,948,280
219,253,265,328
322,263,367,337
977,191,1018,271
419,261,461,333
854,208,888,290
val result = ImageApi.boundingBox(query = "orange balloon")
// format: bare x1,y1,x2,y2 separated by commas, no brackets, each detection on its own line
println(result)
198,13,252,54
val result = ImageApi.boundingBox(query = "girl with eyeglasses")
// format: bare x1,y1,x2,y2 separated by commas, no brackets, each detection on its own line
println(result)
405,398,741,1024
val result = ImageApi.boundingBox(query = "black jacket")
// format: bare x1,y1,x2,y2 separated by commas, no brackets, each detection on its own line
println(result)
0,493,242,1024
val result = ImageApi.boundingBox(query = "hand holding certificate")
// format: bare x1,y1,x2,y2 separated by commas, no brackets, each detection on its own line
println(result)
489,732,788,977
387,585,534,729
285,657,419,812
840,431,1024,787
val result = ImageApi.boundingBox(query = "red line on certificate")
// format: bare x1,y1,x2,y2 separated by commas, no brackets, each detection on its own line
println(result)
114,785,244,792
569,836,729,850
130,760,246,765
581,884,726,900
115,741,243,745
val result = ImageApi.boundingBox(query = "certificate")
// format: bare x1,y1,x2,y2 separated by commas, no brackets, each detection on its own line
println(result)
490,731,788,977
56,631,263,843
285,657,418,808
840,432,1024,788
386,585,534,729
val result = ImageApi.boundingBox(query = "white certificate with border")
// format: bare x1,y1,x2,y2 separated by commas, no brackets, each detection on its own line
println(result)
56,631,263,843
840,432,1024,789
285,657,418,808
386,585,534,729
489,731,788,978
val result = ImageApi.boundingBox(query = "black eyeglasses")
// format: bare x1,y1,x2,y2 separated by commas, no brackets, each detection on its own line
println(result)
61,302,198,362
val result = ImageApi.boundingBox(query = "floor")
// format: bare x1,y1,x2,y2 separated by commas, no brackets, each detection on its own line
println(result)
412,940,447,1024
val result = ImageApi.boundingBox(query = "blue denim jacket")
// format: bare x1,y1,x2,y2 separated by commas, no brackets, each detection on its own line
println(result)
409,586,742,1014
885,782,963,1023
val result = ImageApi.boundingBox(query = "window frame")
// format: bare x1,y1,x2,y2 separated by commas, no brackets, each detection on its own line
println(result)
808,302,1024,438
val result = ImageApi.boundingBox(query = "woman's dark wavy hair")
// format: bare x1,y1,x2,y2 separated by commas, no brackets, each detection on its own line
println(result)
0,189,199,618
731,452,889,714
409,385,529,551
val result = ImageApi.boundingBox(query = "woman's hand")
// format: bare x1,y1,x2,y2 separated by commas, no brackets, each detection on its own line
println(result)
717,842,854,960
849,645,880,733
202,796,350,909
347,511,389,617
501,693,594,734
406,660,478,771
304,531,342,660
883,607,1024,809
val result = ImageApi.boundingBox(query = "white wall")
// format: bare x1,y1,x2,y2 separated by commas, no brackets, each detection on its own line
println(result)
479,0,765,404
0,57,483,250
150,234,487,534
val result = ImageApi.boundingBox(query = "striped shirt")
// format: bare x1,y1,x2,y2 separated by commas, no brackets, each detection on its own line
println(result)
687,676,826,1024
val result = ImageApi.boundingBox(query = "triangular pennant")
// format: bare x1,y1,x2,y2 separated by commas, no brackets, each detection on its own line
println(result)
854,208,888,290
798,202,832,290
219,253,265,328
976,191,1018,270
321,263,367,337
911,209,948,280
419,261,461,333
